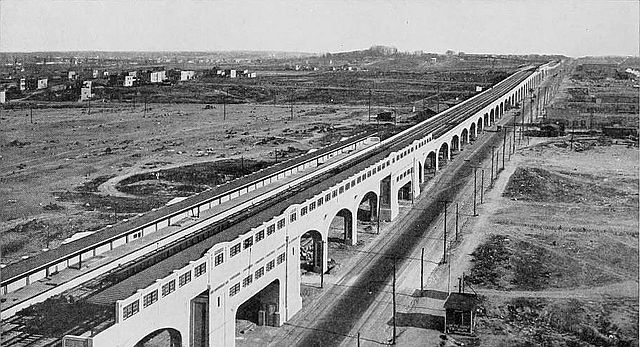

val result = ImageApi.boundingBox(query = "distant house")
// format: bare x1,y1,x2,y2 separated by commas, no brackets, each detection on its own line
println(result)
0,90,6,104
225,69,237,78
376,111,395,122
80,81,93,101
180,70,195,81
19,78,26,91
68,71,77,80
444,293,479,335
37,78,48,89
150,70,166,83
124,75,135,87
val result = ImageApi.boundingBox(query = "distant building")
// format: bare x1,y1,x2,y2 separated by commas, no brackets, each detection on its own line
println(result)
19,78,26,91
180,70,195,81
128,71,138,77
68,71,77,80
225,69,237,78
37,78,48,89
124,75,135,87
80,81,93,101
93,69,100,78
430,58,437,63
150,70,166,83
0,91,6,104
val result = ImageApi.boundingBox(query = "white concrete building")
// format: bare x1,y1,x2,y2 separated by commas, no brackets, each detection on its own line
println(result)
180,70,195,81
80,81,93,101
124,75,135,87
150,71,167,83
0,91,6,104
37,78,48,89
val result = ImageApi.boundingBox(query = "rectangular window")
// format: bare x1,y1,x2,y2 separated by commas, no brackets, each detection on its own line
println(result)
255,267,265,279
230,243,241,257
255,230,265,242
332,190,337,198
300,206,308,216
277,219,286,229
277,253,286,265
357,176,361,183
266,260,275,272
194,262,207,277
373,167,377,174
243,237,253,250
344,183,350,191
352,179,356,186
325,194,331,202
229,283,240,296
242,275,253,287
309,202,316,211
214,252,224,266
317,198,323,206
377,165,381,171
162,280,176,297
267,224,276,235
179,271,192,287
143,290,158,308
290,213,297,223
123,300,139,320
367,171,371,177
339,186,344,194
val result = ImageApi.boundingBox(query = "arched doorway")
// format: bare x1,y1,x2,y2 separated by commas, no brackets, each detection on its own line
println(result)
450,135,460,156
300,230,323,274
489,109,495,125
438,142,449,170
483,113,489,128
135,328,182,347
329,208,354,244
477,118,483,134
500,103,504,117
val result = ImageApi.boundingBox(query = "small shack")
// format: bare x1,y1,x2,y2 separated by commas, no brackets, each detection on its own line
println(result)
444,292,479,335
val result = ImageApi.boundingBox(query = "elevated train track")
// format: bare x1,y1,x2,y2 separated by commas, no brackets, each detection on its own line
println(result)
1,65,539,323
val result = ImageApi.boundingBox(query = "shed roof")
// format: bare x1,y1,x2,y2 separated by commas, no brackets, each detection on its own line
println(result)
444,293,479,311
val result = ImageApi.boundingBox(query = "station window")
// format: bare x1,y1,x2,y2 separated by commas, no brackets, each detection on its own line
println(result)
301,206,308,216
123,300,139,320
351,179,356,186
386,161,390,166
230,243,241,257
339,186,344,194
373,168,377,174
143,290,158,308
357,177,361,183
162,280,176,297
290,212,297,223
367,171,371,177
229,283,240,296
309,202,316,211
277,219,286,229
266,260,275,272
361,174,366,181
332,190,338,198
255,230,265,243
179,271,192,287
214,251,224,266
194,263,207,277
277,253,286,265
267,225,276,236
242,275,253,287
243,237,253,250
255,267,265,280
377,165,381,171
325,194,331,202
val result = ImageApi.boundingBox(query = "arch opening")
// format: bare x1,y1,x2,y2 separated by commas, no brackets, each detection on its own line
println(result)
450,135,460,156
489,109,495,126
438,142,449,170
135,328,182,347
379,175,392,221
424,151,437,181
461,129,469,147
469,123,477,142
483,113,489,128
236,279,281,331
300,230,323,274
357,191,379,225
329,208,354,244
397,181,412,202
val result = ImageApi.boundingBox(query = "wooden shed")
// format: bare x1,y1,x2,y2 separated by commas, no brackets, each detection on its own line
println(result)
444,292,479,335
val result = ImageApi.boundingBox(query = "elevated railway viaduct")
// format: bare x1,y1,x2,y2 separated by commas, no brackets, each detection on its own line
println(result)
1,62,558,347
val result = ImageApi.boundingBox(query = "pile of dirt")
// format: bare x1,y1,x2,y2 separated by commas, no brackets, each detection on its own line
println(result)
477,297,638,347
502,167,625,205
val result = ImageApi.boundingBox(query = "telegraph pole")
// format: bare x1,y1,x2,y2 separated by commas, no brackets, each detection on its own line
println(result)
480,169,485,204
502,126,506,170
455,203,459,241
473,167,477,215
420,247,425,293
368,88,372,122
223,89,227,121
392,256,397,345
440,200,449,263
490,146,495,184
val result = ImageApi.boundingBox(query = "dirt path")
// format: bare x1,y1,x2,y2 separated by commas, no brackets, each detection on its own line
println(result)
476,280,639,299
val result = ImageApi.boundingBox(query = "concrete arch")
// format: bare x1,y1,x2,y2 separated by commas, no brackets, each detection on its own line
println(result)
477,117,483,133
134,327,182,347
356,191,379,224
424,151,437,179
461,128,469,147
469,123,477,141
397,180,412,202
300,230,324,274
500,102,504,116
438,142,449,170
489,109,495,126
494,105,499,120
328,208,354,245
483,113,489,128
451,135,460,153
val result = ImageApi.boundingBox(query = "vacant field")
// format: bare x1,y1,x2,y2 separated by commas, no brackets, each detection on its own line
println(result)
464,138,639,346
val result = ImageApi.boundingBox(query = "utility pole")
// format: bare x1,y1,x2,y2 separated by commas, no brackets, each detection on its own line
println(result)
223,89,227,121
320,240,325,288
502,126,506,170
420,247,424,293
455,203,459,241
436,83,440,113
490,146,495,184
88,97,91,116
441,200,449,263
30,105,33,124
480,170,485,203
473,167,477,216
144,96,147,118
392,256,397,345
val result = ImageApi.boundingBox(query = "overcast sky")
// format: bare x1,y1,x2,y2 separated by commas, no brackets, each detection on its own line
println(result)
1,0,638,56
